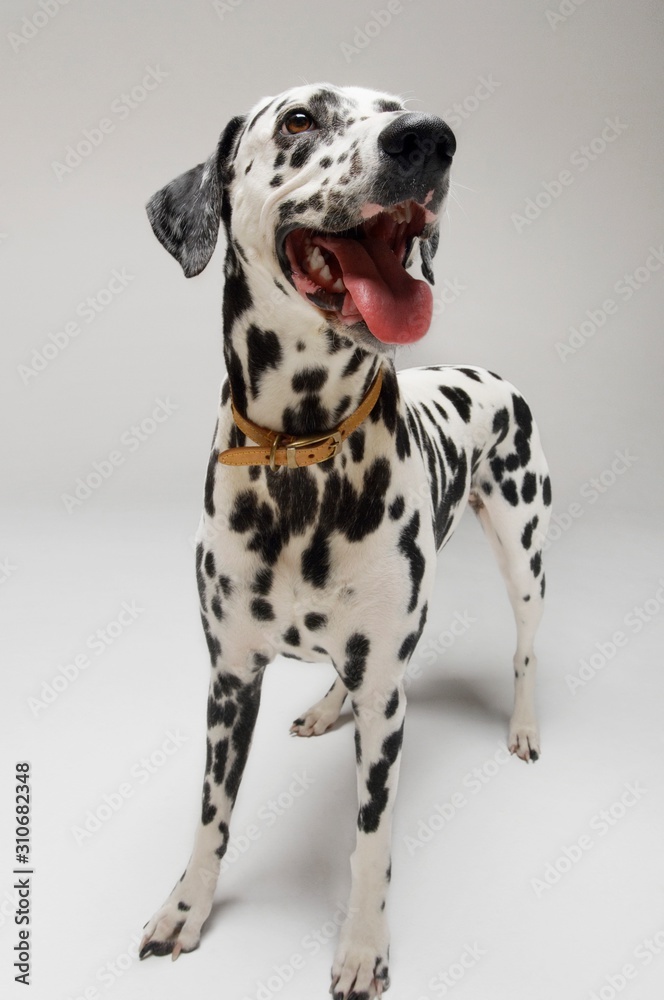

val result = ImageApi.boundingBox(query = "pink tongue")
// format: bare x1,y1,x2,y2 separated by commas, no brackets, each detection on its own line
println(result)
313,235,433,344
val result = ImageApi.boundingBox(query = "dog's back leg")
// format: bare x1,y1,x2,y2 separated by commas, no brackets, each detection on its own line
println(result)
470,405,552,762
291,675,348,737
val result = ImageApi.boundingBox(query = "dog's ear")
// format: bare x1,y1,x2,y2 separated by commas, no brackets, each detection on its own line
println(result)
146,115,246,278
419,226,439,286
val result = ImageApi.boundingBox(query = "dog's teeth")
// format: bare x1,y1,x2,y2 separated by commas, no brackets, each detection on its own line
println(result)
308,246,325,270
319,264,333,282
404,202,412,223
331,278,345,293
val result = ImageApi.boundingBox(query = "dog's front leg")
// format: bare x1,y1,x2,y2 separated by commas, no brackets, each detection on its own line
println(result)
332,678,406,998
140,654,264,960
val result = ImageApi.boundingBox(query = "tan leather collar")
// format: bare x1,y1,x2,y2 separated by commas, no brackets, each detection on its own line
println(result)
218,367,383,471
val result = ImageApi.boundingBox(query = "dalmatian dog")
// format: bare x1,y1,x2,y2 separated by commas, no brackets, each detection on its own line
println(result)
140,83,552,998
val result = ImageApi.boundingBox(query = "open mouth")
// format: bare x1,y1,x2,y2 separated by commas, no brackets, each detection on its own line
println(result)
281,200,435,345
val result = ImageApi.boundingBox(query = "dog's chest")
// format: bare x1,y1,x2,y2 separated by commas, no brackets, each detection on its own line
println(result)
204,441,431,661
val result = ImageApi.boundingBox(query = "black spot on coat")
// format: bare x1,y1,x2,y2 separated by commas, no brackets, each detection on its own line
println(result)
501,480,519,506
290,141,316,169
224,677,262,806
291,367,328,393
389,495,405,520
343,633,370,691
202,781,216,825
283,625,300,646
399,512,425,613
224,341,248,418
215,821,230,859
213,738,229,785
521,516,539,550
439,385,471,423
397,602,428,661
358,722,404,834
384,689,399,719
395,415,411,460
304,612,327,630
201,615,221,666
301,528,331,589
204,449,219,516
521,472,537,503
251,598,275,621
252,567,273,595
348,428,365,463
492,408,510,445
222,265,253,336
247,326,283,398
196,544,207,611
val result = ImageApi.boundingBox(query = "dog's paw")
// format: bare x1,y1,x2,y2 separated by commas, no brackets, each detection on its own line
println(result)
290,703,339,737
508,721,540,762
330,949,390,998
331,920,390,998
140,895,211,961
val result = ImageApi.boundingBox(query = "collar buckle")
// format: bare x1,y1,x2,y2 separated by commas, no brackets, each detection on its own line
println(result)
284,430,342,470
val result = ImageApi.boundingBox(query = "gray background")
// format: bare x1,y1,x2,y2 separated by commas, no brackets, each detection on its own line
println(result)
2,2,663,999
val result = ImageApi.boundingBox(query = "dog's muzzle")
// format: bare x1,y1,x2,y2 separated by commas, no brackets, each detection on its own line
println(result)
277,113,455,347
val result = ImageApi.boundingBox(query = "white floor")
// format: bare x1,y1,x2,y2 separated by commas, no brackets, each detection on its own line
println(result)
2,500,663,1000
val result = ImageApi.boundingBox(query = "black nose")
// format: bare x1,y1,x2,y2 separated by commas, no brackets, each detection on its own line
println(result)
379,113,456,175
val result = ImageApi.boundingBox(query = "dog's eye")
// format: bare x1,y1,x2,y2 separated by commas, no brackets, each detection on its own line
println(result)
282,111,317,135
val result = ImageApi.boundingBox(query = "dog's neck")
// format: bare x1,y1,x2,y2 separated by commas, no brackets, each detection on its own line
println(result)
221,248,391,438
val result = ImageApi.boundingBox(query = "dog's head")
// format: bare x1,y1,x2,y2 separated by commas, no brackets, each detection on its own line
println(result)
147,83,455,349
